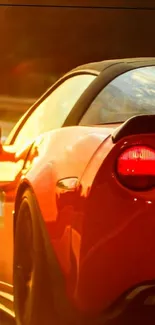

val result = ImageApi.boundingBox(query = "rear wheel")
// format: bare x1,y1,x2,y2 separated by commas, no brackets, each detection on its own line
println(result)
13,189,60,325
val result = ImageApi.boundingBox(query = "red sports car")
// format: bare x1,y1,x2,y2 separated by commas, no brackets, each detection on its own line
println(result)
1,58,155,325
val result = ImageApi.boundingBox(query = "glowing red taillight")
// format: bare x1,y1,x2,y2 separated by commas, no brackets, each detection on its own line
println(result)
117,146,155,190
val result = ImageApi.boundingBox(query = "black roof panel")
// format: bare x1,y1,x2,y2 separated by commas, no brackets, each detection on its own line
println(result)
73,57,155,73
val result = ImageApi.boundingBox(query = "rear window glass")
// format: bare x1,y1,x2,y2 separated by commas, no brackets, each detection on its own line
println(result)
80,66,155,125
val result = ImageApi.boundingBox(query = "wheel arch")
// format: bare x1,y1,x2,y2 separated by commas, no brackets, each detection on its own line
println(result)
13,181,81,324
14,180,33,232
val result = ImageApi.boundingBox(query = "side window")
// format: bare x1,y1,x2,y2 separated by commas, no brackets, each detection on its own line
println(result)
13,74,96,149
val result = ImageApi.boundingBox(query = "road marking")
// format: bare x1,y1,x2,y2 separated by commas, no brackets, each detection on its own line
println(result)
0,291,14,302
0,304,15,318
0,282,13,289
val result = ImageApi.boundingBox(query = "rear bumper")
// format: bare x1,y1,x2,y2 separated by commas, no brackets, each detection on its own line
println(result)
75,207,155,314
91,282,155,325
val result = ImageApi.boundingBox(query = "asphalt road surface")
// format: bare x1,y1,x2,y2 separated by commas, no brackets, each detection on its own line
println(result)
0,311,16,325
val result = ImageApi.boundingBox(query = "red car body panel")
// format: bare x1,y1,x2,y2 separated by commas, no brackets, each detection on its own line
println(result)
22,126,114,274
20,127,155,314
2,58,155,318
0,125,114,288
74,134,155,312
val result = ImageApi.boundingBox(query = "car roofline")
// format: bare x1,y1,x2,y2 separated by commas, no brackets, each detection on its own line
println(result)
71,57,155,73
5,57,155,145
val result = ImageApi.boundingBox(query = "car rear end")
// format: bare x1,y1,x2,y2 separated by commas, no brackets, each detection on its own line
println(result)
74,116,155,318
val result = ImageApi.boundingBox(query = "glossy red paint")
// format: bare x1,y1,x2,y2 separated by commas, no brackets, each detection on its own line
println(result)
0,125,113,290
20,129,155,315
73,134,155,313
22,126,113,276
2,58,155,319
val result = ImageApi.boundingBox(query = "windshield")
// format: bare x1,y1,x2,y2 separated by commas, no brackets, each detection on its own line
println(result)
80,66,155,125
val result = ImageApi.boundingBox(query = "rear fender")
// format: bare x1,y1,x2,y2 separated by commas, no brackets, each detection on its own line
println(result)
15,126,112,282
20,127,113,223
73,133,155,312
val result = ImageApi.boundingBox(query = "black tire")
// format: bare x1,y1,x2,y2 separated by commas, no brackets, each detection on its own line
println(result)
13,188,61,325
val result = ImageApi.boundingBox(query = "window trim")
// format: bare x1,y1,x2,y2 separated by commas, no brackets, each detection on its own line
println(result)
65,61,155,126
6,60,155,145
